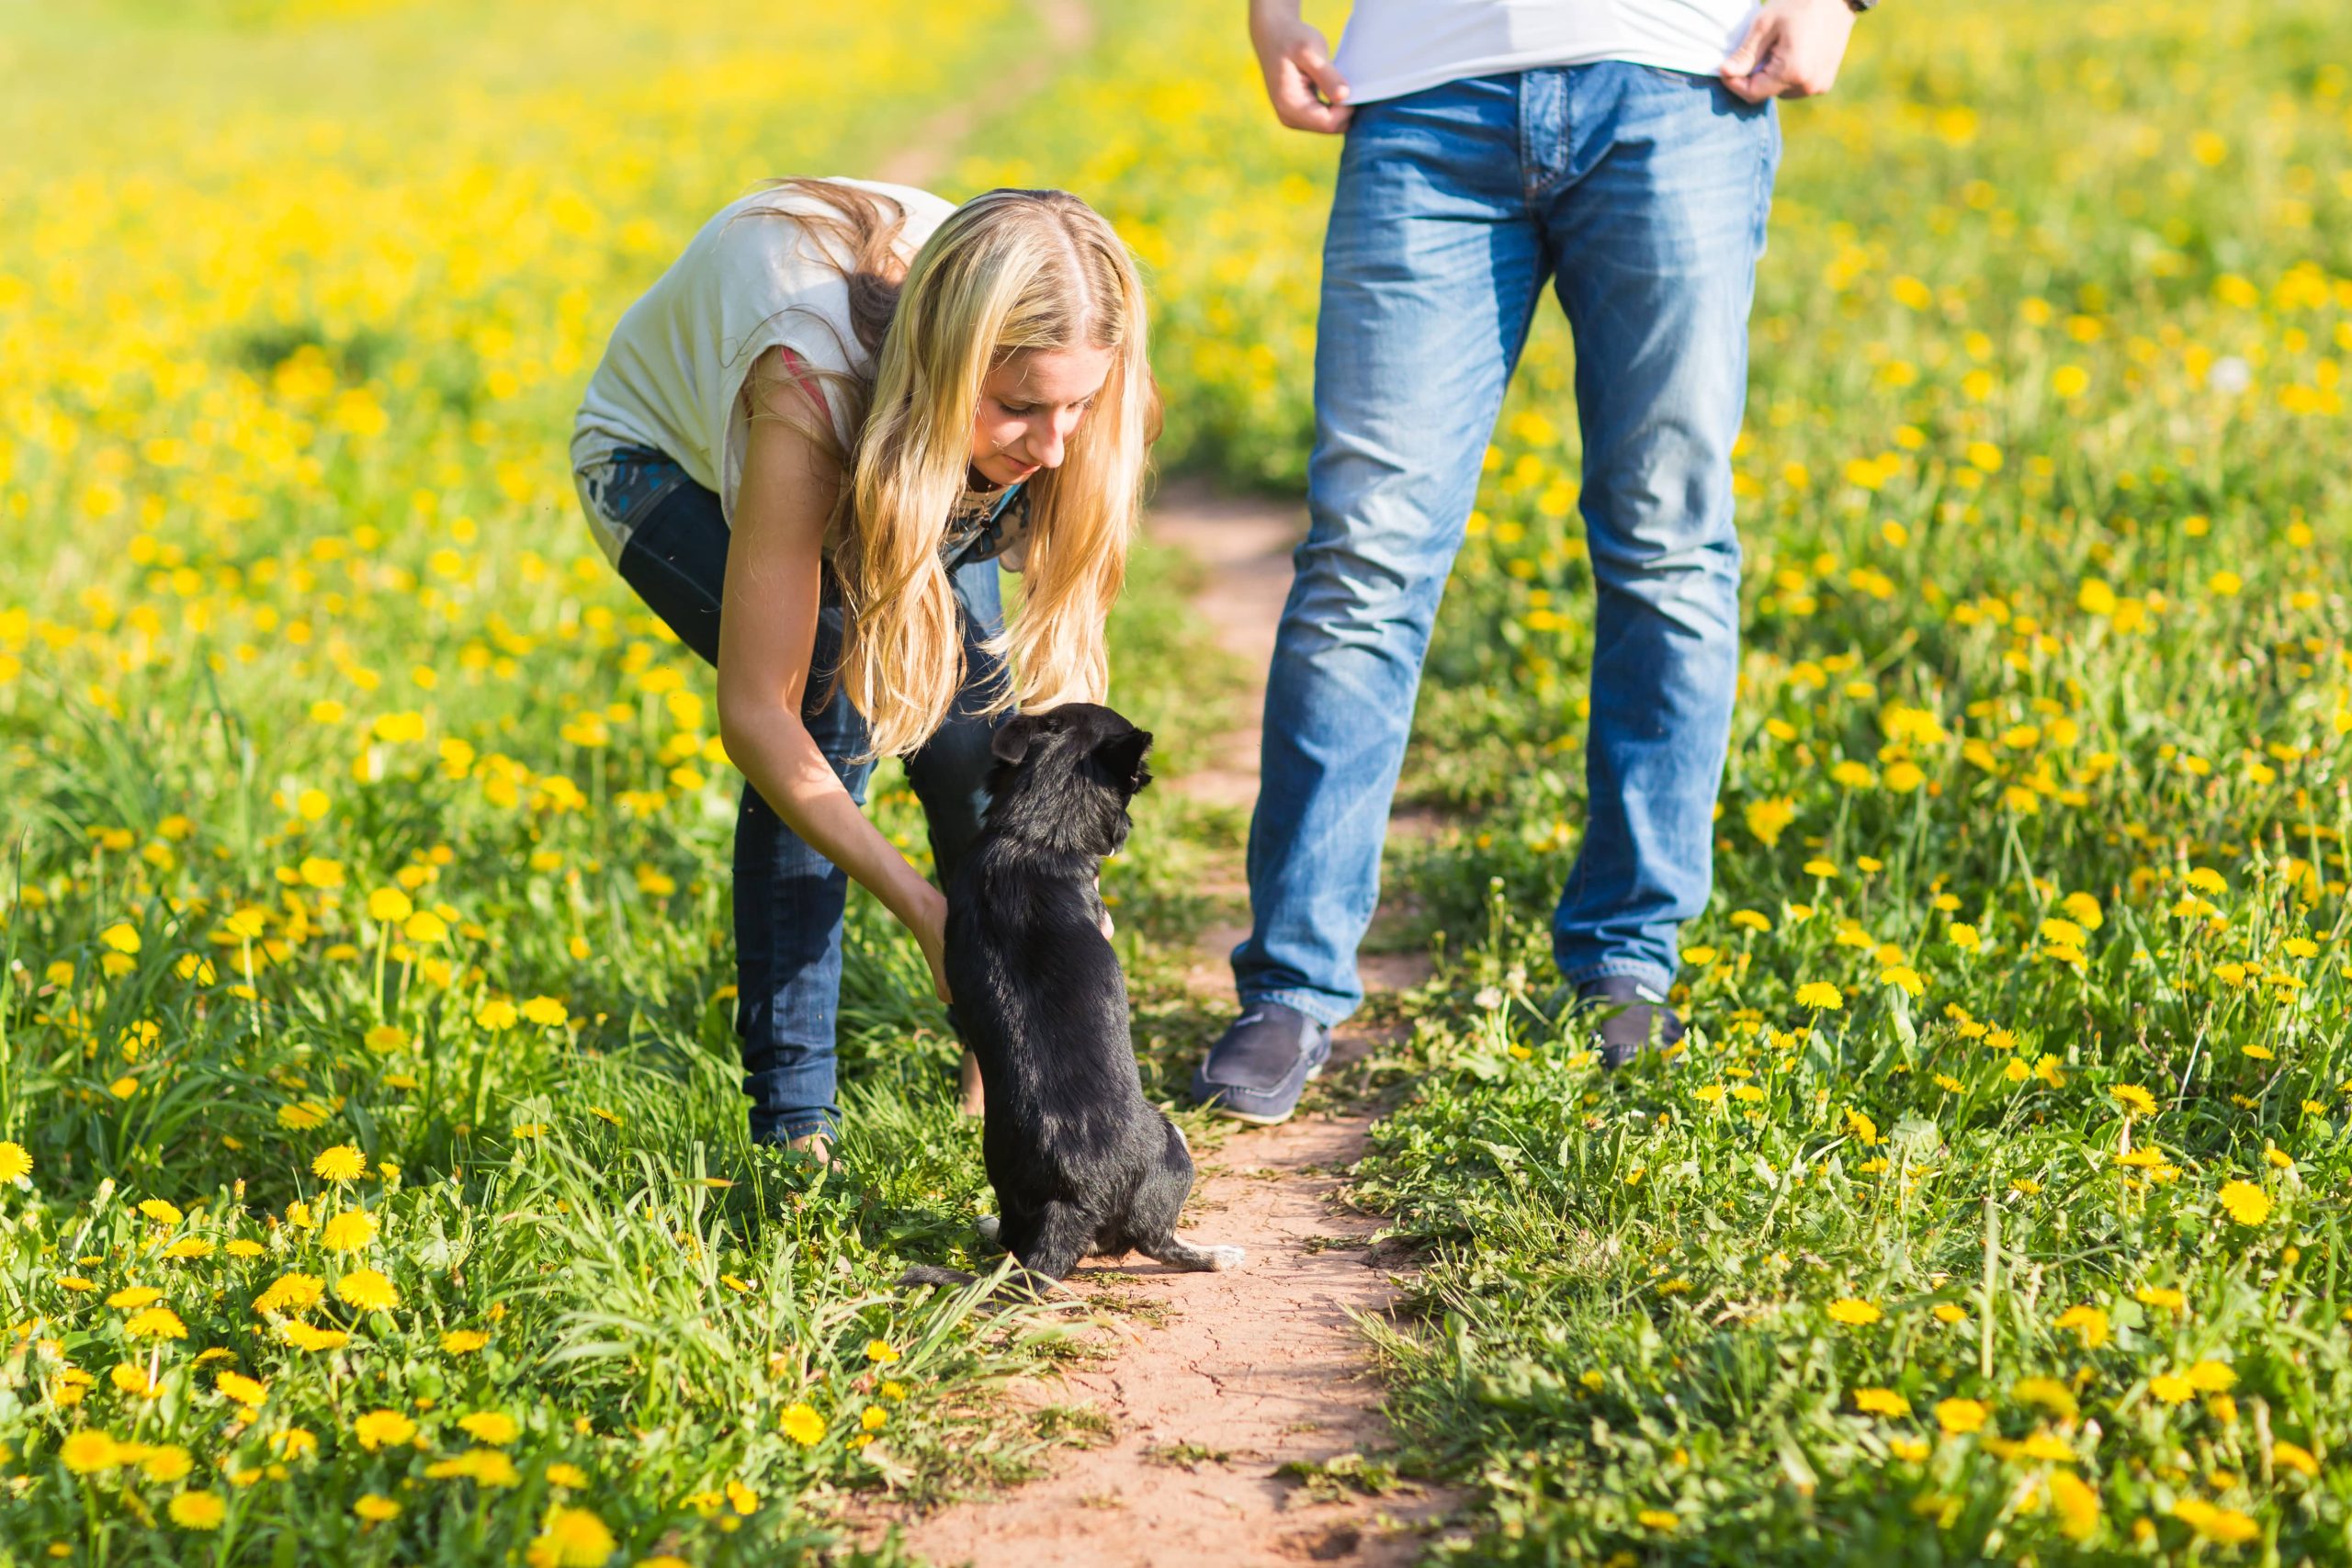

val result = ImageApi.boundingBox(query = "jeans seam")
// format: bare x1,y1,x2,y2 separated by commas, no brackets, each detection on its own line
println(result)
1237,987,1352,1032
1565,959,1675,990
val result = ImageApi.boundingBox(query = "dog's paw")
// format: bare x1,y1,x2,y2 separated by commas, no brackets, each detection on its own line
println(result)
975,1213,1001,1246
1204,1245,1247,1271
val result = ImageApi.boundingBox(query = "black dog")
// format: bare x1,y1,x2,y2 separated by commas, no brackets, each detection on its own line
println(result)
936,703,1242,1283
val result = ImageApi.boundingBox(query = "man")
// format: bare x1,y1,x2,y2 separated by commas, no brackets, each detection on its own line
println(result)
1191,0,1870,1122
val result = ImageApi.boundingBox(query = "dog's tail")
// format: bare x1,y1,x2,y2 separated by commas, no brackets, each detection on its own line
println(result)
895,1264,980,1290
896,1262,1075,1303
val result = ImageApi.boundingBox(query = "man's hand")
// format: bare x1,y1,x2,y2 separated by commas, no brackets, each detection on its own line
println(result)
1250,1,1351,133
1719,0,1857,103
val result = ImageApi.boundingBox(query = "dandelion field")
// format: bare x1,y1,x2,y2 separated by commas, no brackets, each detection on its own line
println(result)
5,0,2352,1563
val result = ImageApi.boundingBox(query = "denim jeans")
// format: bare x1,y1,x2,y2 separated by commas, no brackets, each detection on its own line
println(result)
605,467,1007,1142
1235,63,1779,1022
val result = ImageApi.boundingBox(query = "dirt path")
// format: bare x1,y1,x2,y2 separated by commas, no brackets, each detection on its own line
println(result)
874,0,1096,190
886,487,1453,1566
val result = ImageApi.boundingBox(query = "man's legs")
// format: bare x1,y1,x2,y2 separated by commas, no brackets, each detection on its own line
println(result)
1216,77,1545,1071
1540,62,1780,998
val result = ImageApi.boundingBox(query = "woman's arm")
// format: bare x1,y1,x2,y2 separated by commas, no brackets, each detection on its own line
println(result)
715,348,955,1002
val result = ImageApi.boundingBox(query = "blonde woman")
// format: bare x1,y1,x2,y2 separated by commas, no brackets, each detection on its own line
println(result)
571,180,1153,1157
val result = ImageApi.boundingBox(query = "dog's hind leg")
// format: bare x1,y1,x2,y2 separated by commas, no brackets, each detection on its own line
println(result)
1137,1234,1247,1272
1127,1119,1245,1271
1008,1200,1096,1281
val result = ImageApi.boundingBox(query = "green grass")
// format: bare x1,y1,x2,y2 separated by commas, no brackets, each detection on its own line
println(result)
6,0,2351,1561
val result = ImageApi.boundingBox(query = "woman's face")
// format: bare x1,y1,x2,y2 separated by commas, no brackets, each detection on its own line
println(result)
968,345,1114,489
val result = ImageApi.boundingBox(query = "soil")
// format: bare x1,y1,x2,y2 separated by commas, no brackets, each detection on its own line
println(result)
874,0,1097,191
876,485,1456,1565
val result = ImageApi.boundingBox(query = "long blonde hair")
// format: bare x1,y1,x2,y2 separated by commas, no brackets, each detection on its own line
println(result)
742,181,1153,760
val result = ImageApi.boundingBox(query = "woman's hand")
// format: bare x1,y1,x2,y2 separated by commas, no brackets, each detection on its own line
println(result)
907,881,953,1006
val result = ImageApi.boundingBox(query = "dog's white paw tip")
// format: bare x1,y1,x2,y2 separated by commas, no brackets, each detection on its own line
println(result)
975,1215,1001,1244
1207,1246,1246,1270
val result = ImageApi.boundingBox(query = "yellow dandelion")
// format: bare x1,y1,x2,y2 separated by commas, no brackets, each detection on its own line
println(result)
366,887,414,923
2048,1470,2099,1540
216,1371,268,1407
1852,1387,1910,1416
355,1495,401,1522
458,1411,519,1446
1826,1297,1881,1326
253,1271,326,1316
2185,1359,2236,1393
2011,1377,2078,1421
2052,1303,2109,1350
425,1448,522,1488
1795,981,1845,1011
335,1268,400,1312
321,1209,378,1251
781,1403,826,1446
1934,1397,1987,1435
0,1141,30,1183
311,1145,368,1182
141,1444,192,1481
168,1491,228,1530
124,1306,187,1340
2172,1499,2258,1545
279,1322,350,1351
526,1504,617,1568
2217,1179,2271,1225
61,1430,123,1472
441,1328,490,1354
352,1409,418,1450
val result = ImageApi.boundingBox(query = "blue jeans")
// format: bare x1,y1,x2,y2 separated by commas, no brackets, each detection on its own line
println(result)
601,466,1007,1142
1235,63,1779,1022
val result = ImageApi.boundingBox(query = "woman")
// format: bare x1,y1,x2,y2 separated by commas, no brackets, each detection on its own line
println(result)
571,179,1153,1158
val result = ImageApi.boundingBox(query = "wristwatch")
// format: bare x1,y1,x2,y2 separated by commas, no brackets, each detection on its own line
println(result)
1845,0,1878,10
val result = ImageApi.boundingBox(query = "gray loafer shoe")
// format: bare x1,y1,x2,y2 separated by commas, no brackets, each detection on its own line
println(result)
1190,1001,1331,1125
1577,976,1685,1068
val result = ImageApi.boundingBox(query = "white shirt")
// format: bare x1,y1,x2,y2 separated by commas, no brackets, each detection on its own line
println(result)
1331,0,1761,106
571,178,955,560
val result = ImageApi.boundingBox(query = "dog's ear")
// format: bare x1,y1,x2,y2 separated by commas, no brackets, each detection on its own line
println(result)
990,713,1041,767
1093,727,1153,792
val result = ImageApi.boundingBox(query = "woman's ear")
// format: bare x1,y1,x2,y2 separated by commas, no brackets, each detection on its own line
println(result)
990,713,1039,766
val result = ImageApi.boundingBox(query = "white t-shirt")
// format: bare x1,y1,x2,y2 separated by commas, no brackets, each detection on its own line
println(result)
571,177,956,560
1331,0,1761,106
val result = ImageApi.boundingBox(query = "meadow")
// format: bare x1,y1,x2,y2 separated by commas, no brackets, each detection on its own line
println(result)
5,0,2351,1562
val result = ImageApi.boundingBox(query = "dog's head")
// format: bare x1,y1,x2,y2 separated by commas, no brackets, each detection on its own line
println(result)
985,703,1153,857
